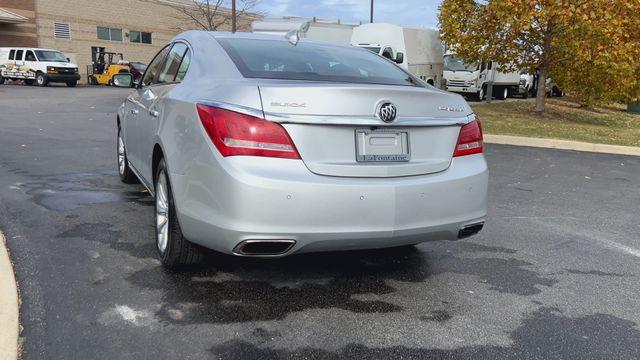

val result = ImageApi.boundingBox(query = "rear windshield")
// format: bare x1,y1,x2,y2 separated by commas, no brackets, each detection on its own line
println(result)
217,38,420,87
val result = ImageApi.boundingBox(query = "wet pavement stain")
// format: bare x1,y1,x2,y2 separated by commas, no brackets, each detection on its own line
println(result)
208,308,640,359
428,255,557,296
419,310,452,323
565,269,627,277
22,172,150,211
56,222,155,259
126,247,437,324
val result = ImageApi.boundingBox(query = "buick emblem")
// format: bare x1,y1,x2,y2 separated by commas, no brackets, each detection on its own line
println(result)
377,102,397,123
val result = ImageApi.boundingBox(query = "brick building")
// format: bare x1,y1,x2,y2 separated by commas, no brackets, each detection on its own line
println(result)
0,0,255,81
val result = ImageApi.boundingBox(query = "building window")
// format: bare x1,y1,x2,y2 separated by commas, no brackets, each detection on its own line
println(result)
129,30,152,44
97,26,123,42
54,22,71,39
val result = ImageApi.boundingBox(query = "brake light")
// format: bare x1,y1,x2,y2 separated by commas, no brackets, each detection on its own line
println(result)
453,119,483,157
196,104,300,159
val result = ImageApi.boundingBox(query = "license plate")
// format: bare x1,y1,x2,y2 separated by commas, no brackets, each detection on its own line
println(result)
355,129,410,162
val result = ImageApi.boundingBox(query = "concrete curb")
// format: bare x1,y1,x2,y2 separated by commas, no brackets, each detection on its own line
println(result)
0,231,19,360
484,134,640,157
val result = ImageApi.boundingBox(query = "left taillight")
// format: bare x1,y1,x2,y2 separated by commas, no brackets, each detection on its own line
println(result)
453,119,483,157
196,104,300,159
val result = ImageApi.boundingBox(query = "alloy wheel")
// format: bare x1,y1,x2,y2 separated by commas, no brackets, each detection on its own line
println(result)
117,134,126,175
155,171,170,254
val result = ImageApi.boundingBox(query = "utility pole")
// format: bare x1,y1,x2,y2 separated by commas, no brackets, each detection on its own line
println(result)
370,0,374,23
231,0,237,33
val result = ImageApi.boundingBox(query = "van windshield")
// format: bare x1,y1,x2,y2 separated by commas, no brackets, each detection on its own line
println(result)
34,50,68,62
444,55,477,72
218,38,419,87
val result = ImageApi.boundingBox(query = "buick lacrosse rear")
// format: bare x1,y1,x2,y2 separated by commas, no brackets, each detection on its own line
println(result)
116,31,488,268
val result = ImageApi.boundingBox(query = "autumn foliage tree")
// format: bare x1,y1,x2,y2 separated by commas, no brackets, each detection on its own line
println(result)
439,0,640,112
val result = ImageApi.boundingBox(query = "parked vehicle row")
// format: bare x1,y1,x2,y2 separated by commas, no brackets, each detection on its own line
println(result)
112,31,488,269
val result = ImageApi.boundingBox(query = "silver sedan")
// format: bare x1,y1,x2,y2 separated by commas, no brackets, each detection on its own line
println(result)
115,31,488,268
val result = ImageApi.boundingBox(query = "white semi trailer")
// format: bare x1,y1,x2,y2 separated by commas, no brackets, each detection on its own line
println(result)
443,53,522,100
252,17,357,45
350,23,444,88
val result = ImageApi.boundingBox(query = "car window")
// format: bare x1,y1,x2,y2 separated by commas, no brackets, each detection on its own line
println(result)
142,45,170,87
9,50,15,60
157,43,187,84
174,50,191,82
15,50,23,61
218,38,420,87
25,50,36,61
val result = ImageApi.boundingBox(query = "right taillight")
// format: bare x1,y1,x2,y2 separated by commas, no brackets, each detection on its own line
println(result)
196,104,300,159
453,119,483,157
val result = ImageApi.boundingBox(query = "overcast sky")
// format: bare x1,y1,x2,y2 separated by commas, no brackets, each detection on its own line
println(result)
253,0,443,29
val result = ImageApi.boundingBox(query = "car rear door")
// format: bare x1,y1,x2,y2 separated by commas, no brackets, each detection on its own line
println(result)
136,42,190,181
125,44,170,179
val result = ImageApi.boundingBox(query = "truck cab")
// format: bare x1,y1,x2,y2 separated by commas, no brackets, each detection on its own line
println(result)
443,54,521,101
351,23,444,88
0,47,80,87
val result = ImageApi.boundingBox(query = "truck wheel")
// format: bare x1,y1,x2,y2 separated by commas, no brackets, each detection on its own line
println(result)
36,72,48,87
496,87,508,100
66,81,77,88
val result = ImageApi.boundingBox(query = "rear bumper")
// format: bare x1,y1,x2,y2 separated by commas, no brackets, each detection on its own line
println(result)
171,152,488,256
46,73,80,83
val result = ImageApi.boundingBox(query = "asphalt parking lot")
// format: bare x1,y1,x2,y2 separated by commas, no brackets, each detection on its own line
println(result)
1,84,640,360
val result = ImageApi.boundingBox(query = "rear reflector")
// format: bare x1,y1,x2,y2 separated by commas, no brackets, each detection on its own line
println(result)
196,104,300,159
453,119,483,157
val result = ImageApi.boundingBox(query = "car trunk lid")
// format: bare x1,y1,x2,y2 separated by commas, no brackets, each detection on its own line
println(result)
258,82,474,178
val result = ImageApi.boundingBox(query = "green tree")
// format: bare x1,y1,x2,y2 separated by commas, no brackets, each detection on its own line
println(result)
439,0,640,112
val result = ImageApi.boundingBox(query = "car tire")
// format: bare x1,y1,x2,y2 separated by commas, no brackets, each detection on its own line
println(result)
108,77,114,86
36,72,48,87
154,158,204,269
117,126,138,184
66,81,77,88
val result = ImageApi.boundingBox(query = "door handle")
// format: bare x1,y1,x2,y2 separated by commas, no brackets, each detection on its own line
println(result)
130,109,139,115
149,109,160,118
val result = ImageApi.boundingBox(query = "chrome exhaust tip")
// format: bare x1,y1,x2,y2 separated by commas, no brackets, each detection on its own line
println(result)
458,222,485,239
233,239,296,256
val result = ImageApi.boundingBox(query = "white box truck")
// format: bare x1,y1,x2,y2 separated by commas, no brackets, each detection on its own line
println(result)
252,17,357,45
443,53,522,100
350,23,444,88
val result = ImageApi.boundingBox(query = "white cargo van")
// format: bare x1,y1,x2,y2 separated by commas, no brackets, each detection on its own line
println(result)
350,23,444,88
0,47,80,87
443,53,521,100
252,18,356,45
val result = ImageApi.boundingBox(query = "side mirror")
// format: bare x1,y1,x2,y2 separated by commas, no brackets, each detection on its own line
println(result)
112,73,134,88
395,52,404,64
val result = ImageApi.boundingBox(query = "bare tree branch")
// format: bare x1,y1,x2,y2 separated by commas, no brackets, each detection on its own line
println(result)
150,0,264,32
